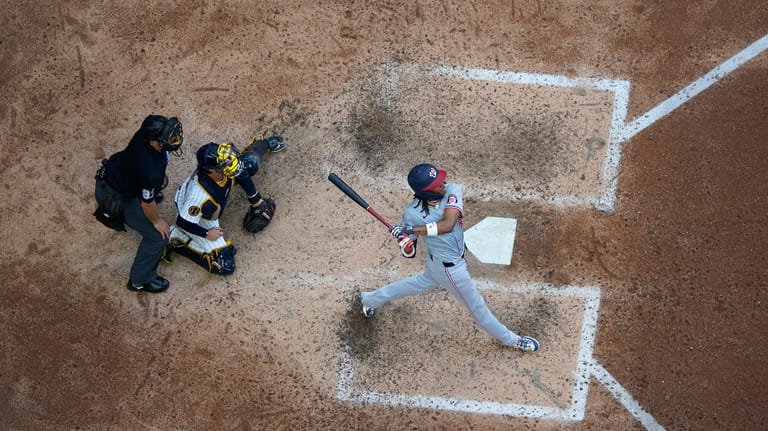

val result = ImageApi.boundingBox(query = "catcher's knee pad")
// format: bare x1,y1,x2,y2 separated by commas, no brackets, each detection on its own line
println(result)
171,244,236,276
239,152,261,177
212,244,237,275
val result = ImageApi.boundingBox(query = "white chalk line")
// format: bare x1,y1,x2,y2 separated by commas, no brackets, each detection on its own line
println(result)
383,62,630,212
337,36,768,425
590,361,667,431
382,33,768,211
618,33,768,143
337,283,602,422
336,280,667,429
605,33,768,212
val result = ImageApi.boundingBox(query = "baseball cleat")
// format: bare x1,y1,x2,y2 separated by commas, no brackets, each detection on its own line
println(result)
266,135,286,153
362,305,375,317
127,276,169,293
250,134,287,153
361,295,375,317
514,335,540,352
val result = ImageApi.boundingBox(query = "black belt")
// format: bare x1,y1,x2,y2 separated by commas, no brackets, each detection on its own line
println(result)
431,253,464,267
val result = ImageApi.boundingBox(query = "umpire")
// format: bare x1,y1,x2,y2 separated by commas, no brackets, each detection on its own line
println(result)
102,114,184,293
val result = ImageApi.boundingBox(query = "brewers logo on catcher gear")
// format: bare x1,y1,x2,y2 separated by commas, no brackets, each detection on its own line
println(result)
244,198,276,233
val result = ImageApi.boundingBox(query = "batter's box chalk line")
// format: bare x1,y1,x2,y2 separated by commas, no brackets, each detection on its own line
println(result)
336,283,664,430
379,32,768,214
380,62,628,212
336,34,768,430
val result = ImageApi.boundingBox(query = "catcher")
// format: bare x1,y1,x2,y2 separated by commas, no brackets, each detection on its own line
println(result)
162,135,285,275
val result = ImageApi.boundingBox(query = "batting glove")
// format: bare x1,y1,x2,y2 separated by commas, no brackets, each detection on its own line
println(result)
390,224,414,238
398,234,416,258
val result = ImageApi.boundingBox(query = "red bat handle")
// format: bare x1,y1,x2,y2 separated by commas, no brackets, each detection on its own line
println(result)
366,207,392,230
328,172,408,238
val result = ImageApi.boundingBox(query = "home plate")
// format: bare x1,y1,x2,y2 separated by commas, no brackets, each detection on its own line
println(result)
464,217,517,265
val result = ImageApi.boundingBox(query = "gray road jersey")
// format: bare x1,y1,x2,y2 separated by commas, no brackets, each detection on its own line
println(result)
402,182,464,262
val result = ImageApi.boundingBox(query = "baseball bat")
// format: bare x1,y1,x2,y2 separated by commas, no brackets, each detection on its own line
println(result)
327,172,393,229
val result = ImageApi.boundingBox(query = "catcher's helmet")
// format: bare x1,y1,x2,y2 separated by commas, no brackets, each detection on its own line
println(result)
407,163,447,201
141,115,184,154
196,142,242,178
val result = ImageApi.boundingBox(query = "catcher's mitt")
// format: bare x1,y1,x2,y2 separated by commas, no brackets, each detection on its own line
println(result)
243,198,276,232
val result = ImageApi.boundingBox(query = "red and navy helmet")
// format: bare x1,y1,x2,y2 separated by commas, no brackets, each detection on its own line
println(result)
407,163,447,201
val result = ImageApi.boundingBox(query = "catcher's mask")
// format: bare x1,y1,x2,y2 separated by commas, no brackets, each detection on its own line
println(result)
141,115,184,156
407,163,447,201
196,142,243,179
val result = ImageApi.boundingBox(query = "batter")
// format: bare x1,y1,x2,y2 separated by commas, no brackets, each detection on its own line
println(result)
360,163,540,352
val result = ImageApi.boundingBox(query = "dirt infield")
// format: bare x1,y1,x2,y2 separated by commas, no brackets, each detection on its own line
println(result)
2,2,767,430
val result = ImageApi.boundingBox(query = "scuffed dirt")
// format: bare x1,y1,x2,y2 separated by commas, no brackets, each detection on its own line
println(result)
2,1,767,430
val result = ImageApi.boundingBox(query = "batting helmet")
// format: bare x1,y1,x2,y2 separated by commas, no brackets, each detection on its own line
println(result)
141,115,184,154
196,142,242,179
408,163,447,201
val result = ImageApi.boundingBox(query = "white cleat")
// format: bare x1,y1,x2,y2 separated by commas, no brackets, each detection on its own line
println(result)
514,335,540,352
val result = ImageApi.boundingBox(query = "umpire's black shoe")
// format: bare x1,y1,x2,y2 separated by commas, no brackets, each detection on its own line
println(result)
127,277,169,293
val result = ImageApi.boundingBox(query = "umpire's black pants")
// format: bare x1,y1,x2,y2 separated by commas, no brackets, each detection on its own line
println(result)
123,197,167,285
